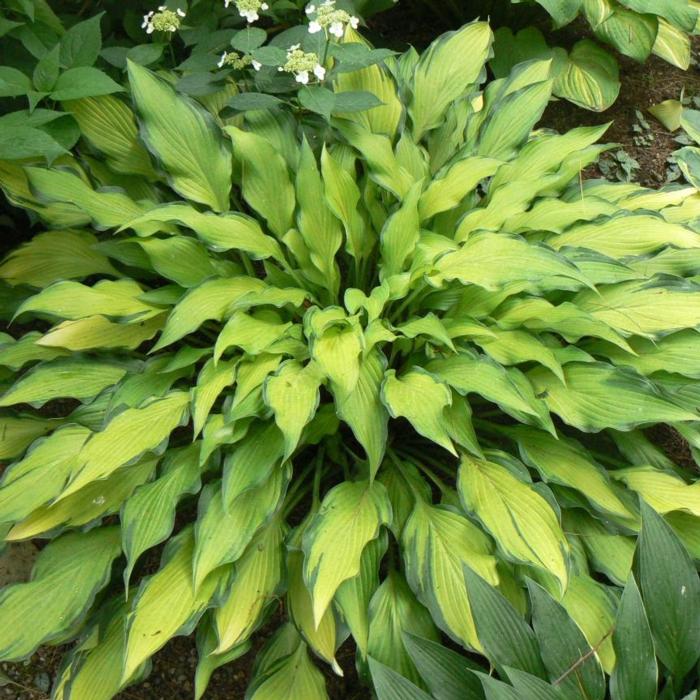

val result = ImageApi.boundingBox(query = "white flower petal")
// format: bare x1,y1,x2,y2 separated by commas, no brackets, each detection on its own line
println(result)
308,20,322,33
350,16,359,28
252,60,262,71
314,64,326,80
261,2,269,9
177,8,186,16
305,4,315,13
329,21,343,37
147,25,155,33
295,71,310,84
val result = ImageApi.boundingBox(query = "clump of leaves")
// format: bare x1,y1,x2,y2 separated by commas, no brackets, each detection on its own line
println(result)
1,19,700,700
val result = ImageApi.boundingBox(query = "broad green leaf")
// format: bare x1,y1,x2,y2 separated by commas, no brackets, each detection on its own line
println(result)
514,429,635,521
410,22,493,139
63,95,157,179
333,349,389,478
380,181,422,277
192,358,237,437
59,14,103,68
593,6,656,61
193,470,286,589
459,454,569,589
464,567,546,678
135,236,219,288
128,61,231,211
123,529,226,681
619,0,697,31
403,502,498,651
403,633,484,700
121,445,201,587
226,126,295,237
610,576,657,700
309,312,363,394
381,368,455,454
528,580,605,700
434,232,590,289
0,358,126,407
653,18,691,68
264,361,321,460
368,570,440,687
369,658,433,700
214,518,285,653
60,391,190,498
303,480,391,626
0,416,56,460
0,229,118,287
529,363,697,432
214,311,291,362
612,466,700,517
154,277,266,349
0,527,120,661
637,501,700,678
124,204,283,261
0,66,31,97
50,67,123,101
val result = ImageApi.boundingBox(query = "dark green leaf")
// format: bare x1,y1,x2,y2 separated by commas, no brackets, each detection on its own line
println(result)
464,567,547,679
59,13,103,68
298,85,336,120
127,44,166,67
610,575,657,700
0,126,66,163
369,657,433,700
251,45,287,67
333,90,384,113
0,67,31,98
227,92,283,111
403,633,484,700
636,501,700,678
330,43,395,72
33,44,60,92
231,27,267,53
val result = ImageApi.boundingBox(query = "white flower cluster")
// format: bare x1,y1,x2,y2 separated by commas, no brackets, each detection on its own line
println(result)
224,0,269,23
142,6,185,34
279,44,325,84
217,50,262,70
306,0,359,38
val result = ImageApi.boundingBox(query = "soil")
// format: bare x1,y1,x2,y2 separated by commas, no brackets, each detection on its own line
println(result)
2,11,700,700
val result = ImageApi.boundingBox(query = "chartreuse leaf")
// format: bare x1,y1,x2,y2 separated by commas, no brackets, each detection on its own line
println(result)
60,391,190,498
226,126,295,238
123,529,228,682
610,575,657,700
653,18,691,68
434,232,590,289
154,277,266,349
135,236,219,288
335,533,387,658
264,361,322,460
0,416,59,460
463,567,546,678
192,358,236,437
611,466,700,516
287,543,340,675
403,501,498,651
369,658,433,700
529,363,697,432
0,358,126,408
123,203,283,261
62,95,157,179
127,61,231,211
368,570,440,687
403,633,484,700
528,580,606,700
121,445,202,588
0,229,118,287
0,425,90,523
214,517,285,653
636,501,700,678
514,429,635,521
296,139,342,296
410,22,493,139
303,480,391,627
380,181,422,277
214,311,291,362
458,454,569,589
193,469,286,590
0,331,68,370
0,527,121,661
247,625,328,700
333,349,389,478
381,368,455,454
7,457,156,541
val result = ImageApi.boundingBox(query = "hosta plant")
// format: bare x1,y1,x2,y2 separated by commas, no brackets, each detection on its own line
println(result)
1,19,700,700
